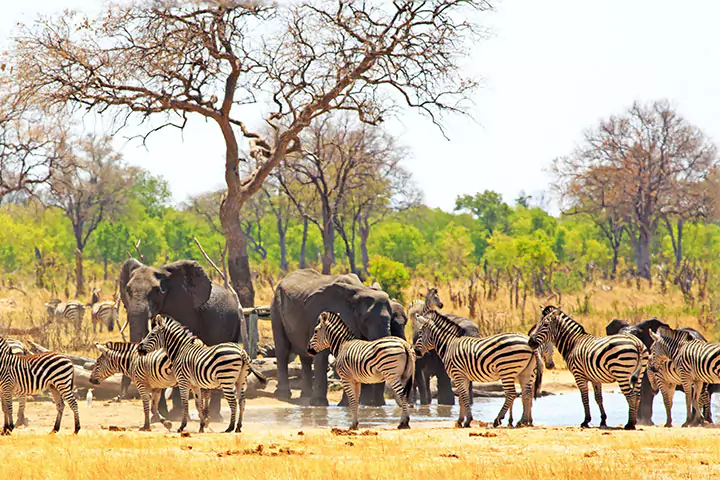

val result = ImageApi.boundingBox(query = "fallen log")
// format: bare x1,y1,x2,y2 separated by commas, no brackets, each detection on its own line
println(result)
74,367,140,400
26,340,96,368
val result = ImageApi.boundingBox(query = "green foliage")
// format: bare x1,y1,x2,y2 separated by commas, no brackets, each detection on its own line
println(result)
455,190,511,234
368,255,409,303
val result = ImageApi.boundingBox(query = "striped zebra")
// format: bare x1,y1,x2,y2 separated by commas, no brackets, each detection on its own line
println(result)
46,300,86,334
90,300,118,333
307,311,415,430
137,316,267,433
528,305,647,430
407,287,444,329
649,327,720,427
90,341,177,431
0,337,80,434
414,310,542,428
528,324,555,370
647,353,711,427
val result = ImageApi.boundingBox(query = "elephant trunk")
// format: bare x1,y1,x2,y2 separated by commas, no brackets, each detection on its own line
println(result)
127,308,151,342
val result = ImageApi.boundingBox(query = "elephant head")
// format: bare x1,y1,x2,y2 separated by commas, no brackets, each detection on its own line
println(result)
119,258,212,341
305,282,392,340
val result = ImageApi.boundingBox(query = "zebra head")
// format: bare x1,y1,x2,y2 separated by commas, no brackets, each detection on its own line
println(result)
137,315,168,356
90,343,118,385
528,305,561,350
646,355,668,391
412,315,433,357
0,337,13,356
648,327,692,368
307,312,332,356
528,324,555,369
426,288,444,310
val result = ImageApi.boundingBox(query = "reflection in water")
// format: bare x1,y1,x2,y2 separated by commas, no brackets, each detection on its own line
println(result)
214,391,720,429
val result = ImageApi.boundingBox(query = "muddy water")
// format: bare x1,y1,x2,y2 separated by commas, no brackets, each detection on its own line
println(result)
234,391,720,428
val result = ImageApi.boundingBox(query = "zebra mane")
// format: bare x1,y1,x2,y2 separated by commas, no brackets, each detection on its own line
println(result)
421,310,463,337
543,306,587,334
321,311,355,337
657,326,694,344
104,341,139,351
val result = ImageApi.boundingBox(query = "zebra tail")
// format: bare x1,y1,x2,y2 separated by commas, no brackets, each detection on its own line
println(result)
533,350,544,400
249,363,268,387
401,342,416,400
630,343,646,387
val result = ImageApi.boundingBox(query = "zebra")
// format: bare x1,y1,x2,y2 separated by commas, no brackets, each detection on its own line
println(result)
407,287,444,330
137,315,267,433
649,327,720,427
46,300,86,334
0,337,80,434
528,324,555,370
90,341,177,431
414,310,542,428
307,311,415,430
90,290,118,333
646,353,712,427
528,305,647,430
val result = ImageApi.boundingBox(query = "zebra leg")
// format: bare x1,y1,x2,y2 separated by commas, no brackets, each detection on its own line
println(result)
222,384,238,433
177,381,191,433
660,382,675,427
494,378,516,428
701,384,712,424
691,380,705,427
138,384,152,431
618,380,638,430
60,388,81,434
388,379,411,429
2,389,13,435
573,375,592,428
456,378,473,428
16,395,28,427
592,383,608,428
516,357,537,427
48,388,63,434
680,375,695,427
193,387,207,433
235,369,249,433
150,390,172,430
341,380,360,430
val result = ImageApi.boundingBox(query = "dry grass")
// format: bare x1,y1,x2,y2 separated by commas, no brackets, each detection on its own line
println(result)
1,422,718,480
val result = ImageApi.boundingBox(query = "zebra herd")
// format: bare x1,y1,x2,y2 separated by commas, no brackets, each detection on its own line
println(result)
2,296,720,434
44,290,119,335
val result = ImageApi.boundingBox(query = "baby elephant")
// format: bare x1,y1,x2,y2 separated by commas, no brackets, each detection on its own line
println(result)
307,311,415,430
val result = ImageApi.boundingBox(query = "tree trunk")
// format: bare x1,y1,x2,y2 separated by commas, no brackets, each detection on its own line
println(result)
636,227,652,280
299,217,309,269
359,223,370,277
674,219,684,268
278,219,288,273
103,257,108,281
321,206,335,274
219,122,255,309
610,245,619,280
75,248,84,297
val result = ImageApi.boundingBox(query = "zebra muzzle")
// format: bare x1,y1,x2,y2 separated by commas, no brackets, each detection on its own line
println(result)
307,347,317,356
528,337,540,349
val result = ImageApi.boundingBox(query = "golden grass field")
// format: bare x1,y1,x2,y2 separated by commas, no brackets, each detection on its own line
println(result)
2,396,720,480
1,278,719,479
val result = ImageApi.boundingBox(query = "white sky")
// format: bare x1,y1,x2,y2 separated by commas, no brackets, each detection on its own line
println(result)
2,0,720,211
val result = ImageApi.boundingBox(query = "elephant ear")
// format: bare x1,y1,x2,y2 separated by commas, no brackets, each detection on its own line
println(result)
305,283,363,336
119,258,144,307
162,260,212,309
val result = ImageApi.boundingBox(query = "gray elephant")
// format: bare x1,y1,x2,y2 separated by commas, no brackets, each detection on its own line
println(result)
119,258,241,418
270,269,392,406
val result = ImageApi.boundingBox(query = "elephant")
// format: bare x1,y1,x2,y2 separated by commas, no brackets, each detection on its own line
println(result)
606,318,717,425
412,312,479,405
270,269,393,406
119,258,241,419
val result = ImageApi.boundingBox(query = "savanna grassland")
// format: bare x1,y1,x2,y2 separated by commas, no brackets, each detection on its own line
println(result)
2,399,720,480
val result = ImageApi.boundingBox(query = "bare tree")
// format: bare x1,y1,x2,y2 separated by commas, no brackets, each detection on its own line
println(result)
15,1,488,305
554,100,718,279
46,135,137,295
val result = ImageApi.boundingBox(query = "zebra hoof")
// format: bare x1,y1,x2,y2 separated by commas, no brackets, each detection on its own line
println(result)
235,424,243,433
139,426,151,432
580,422,590,428
1,429,11,436
16,418,29,427
224,426,235,433
664,423,672,428
455,421,463,428
397,423,410,430
177,427,185,434
599,424,609,430
74,427,80,435
492,419,501,428
623,423,636,431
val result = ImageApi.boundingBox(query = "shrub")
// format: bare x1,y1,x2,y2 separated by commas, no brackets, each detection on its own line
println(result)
368,255,410,303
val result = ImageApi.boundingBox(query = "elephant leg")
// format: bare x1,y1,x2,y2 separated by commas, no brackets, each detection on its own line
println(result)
120,375,132,400
417,366,430,405
311,351,330,406
165,387,184,421
636,373,655,426
207,390,223,422
300,356,314,399
360,383,385,406
437,369,455,406
271,319,292,400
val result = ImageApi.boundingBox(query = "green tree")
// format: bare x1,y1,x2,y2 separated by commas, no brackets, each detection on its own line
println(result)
455,190,511,235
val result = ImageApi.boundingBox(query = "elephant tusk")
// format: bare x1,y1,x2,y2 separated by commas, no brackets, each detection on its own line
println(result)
120,320,129,333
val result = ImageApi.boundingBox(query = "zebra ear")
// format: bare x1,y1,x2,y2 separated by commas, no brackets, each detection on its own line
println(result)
649,330,662,343
95,343,109,353
156,315,166,328
416,315,427,326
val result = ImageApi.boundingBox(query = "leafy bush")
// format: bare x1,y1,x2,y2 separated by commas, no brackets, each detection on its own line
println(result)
368,255,410,303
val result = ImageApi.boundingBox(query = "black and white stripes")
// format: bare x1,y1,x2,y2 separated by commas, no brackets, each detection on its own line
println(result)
649,327,720,427
529,305,647,430
90,341,176,431
137,316,267,433
0,337,80,434
414,310,541,428
307,311,415,430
